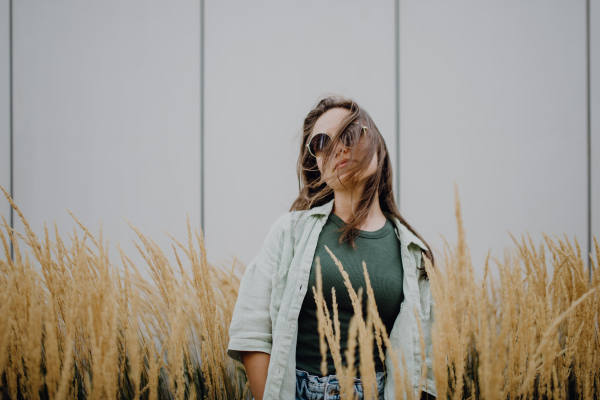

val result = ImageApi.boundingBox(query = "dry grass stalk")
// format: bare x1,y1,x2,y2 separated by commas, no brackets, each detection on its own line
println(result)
362,261,409,400
323,245,379,399
311,246,416,399
311,257,351,398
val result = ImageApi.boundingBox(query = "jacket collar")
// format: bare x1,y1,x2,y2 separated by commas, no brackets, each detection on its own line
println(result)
392,218,429,252
307,198,429,252
306,198,335,217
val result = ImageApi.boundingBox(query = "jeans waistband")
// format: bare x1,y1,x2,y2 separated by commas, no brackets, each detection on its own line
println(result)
295,368,386,400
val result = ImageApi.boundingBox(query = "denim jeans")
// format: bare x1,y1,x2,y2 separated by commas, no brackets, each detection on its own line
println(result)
295,369,386,400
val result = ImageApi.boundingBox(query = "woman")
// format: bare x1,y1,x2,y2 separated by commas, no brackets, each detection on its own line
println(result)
227,95,437,400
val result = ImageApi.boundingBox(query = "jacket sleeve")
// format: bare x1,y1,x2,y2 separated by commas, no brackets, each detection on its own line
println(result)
227,214,288,363
417,252,437,397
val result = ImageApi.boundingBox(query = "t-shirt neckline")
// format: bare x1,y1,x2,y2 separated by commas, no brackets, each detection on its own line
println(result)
328,213,394,239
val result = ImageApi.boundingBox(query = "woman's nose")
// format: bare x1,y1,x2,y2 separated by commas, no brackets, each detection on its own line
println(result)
334,143,349,157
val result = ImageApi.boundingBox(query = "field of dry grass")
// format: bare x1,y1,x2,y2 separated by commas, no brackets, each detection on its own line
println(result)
0,183,598,399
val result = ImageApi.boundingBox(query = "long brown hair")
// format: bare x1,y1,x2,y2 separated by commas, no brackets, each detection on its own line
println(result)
290,94,434,277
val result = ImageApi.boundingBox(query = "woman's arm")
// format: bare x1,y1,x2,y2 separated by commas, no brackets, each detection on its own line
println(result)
227,215,290,397
241,351,270,400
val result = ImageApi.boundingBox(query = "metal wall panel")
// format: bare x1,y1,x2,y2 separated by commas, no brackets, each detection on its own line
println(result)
12,1,201,274
0,0,10,232
399,1,588,275
204,1,396,266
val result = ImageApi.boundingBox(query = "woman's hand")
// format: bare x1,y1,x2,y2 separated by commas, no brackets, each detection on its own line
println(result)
241,351,270,400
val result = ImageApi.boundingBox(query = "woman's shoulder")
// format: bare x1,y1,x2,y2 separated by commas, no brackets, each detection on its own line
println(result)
267,209,314,236
255,211,313,263
266,200,334,238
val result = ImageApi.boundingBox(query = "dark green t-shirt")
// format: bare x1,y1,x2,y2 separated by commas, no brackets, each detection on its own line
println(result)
295,213,404,376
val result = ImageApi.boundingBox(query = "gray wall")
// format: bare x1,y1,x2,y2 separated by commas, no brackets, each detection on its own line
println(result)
0,1,598,277
9,1,201,273
399,1,589,274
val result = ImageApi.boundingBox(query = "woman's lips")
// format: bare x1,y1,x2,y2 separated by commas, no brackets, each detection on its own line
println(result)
335,159,349,170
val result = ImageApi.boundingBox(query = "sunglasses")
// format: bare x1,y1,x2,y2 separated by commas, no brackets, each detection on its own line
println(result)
306,126,368,158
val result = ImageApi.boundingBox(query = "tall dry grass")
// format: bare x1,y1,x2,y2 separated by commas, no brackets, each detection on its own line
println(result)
0,184,248,400
425,185,598,399
1,182,598,399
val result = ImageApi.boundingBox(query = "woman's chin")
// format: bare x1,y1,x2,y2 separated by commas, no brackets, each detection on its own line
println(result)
328,173,359,190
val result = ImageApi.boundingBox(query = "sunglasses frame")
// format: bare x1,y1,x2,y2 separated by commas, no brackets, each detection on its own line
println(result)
306,126,368,158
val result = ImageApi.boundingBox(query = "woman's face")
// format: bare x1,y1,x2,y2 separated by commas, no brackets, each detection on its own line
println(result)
309,107,377,191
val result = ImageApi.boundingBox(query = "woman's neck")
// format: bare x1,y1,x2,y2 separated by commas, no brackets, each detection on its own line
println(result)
332,187,387,232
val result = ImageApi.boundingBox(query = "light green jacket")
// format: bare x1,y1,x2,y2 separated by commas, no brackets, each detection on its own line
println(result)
227,199,437,399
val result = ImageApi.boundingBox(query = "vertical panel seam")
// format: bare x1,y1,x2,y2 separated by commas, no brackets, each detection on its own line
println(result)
9,0,13,261
586,0,592,283
395,0,400,210
200,0,205,233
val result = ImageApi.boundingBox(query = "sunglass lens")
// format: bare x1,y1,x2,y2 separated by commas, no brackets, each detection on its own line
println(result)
309,133,330,157
341,126,360,148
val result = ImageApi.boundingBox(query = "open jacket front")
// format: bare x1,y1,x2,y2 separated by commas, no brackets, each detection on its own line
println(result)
227,199,437,399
